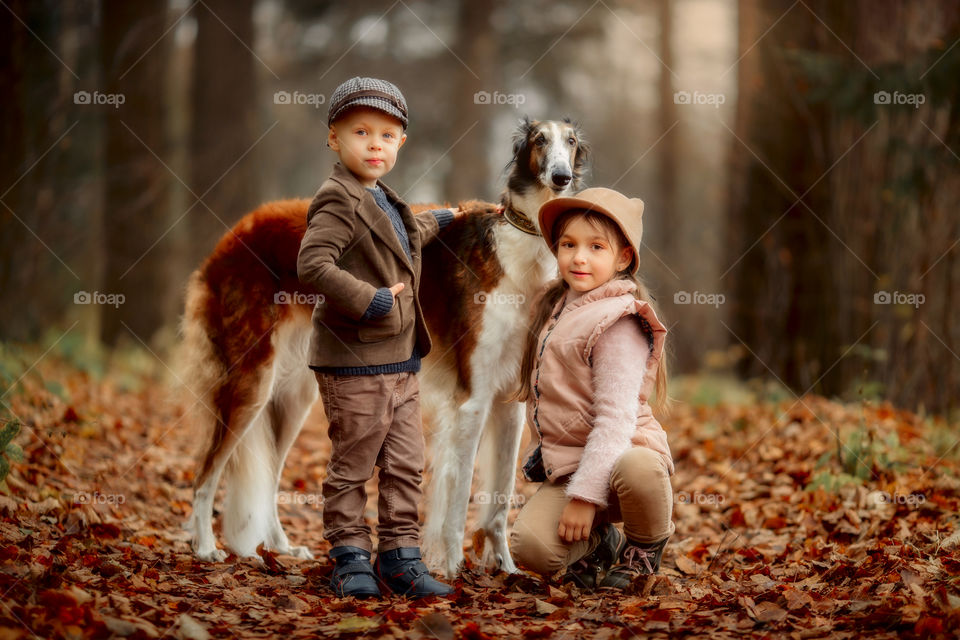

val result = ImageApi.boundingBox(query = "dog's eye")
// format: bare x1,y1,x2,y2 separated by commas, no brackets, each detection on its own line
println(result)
567,137,577,146
534,136,546,147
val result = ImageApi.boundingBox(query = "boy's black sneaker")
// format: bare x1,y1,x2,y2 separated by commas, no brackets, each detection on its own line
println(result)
329,546,381,599
561,523,625,589
374,547,454,598
599,536,669,590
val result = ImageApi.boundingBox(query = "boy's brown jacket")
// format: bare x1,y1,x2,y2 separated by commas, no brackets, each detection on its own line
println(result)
297,162,440,368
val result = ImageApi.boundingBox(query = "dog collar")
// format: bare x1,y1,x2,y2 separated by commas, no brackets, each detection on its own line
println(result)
501,204,541,236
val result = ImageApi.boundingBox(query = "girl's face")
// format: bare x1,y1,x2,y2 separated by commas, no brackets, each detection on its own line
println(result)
556,216,633,293
328,107,406,187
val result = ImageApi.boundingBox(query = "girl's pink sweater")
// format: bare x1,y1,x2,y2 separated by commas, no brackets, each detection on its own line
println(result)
563,292,660,507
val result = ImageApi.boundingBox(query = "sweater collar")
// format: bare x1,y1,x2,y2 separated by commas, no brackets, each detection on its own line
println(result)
330,162,402,204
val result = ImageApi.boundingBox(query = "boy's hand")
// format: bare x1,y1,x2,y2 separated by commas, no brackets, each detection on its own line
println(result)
450,206,465,219
389,283,404,301
558,498,597,543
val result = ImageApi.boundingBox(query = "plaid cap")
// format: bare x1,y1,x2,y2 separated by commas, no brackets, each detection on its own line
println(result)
327,77,408,129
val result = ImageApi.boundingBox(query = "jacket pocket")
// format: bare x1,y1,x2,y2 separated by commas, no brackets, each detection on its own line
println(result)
357,291,404,343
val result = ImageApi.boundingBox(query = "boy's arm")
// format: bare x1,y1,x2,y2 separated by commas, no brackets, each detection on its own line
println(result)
414,207,461,245
297,190,383,321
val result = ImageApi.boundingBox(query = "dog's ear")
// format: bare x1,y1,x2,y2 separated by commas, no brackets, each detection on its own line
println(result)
569,120,591,185
512,116,534,158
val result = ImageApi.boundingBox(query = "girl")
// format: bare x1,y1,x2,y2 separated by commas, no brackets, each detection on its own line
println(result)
510,187,675,590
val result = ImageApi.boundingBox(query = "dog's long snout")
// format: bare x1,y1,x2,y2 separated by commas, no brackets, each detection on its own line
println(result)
551,171,572,188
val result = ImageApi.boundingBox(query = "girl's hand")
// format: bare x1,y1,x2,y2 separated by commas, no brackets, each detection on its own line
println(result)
558,498,597,543
450,206,464,219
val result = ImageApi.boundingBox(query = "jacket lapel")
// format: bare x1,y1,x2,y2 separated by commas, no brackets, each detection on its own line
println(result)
378,180,421,256
331,164,414,273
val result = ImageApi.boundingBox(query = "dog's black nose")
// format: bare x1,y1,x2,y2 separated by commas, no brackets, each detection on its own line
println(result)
552,172,572,187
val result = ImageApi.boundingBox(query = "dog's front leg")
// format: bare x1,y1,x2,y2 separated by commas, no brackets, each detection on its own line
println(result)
476,398,525,574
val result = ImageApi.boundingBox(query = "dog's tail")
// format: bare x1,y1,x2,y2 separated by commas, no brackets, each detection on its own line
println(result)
177,269,227,535
178,269,227,480
178,268,279,557
221,406,278,557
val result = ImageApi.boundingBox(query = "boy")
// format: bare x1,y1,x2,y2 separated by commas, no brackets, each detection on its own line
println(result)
297,77,458,598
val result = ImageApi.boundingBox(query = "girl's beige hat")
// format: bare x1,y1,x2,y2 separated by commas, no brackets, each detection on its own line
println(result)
537,187,645,274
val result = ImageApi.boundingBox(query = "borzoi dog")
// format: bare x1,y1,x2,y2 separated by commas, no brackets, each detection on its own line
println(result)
180,118,589,577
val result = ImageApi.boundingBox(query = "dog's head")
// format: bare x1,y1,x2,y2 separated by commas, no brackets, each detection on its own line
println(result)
507,117,590,196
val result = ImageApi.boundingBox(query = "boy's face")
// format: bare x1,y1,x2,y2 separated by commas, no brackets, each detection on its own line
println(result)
328,107,407,188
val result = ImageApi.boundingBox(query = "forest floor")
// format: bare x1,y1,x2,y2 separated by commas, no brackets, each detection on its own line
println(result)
1,341,959,639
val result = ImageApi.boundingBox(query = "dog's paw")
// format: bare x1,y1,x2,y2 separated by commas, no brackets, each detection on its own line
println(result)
496,552,519,575
444,558,465,580
286,545,314,560
194,547,228,563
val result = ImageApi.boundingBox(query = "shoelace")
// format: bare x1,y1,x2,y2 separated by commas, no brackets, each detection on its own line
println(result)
622,545,655,574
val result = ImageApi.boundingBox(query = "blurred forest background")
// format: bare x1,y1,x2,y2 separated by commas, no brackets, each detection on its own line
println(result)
1,0,958,417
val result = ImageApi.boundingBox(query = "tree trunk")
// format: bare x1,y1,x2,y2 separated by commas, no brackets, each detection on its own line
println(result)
189,0,257,263
443,0,498,203
99,0,172,346
727,0,960,413
0,0,75,343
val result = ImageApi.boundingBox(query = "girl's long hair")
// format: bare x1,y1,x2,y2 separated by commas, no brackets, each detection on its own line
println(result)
513,210,670,410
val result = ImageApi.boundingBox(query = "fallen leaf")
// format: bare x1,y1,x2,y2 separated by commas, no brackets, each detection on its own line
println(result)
176,613,210,640
534,599,558,615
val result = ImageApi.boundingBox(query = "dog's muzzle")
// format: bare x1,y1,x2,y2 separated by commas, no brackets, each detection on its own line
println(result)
551,171,572,190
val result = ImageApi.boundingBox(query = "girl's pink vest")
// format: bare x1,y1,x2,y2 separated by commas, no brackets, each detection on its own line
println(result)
524,279,673,483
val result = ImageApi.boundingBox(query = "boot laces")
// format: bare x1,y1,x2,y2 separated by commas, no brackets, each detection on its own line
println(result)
623,545,655,574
